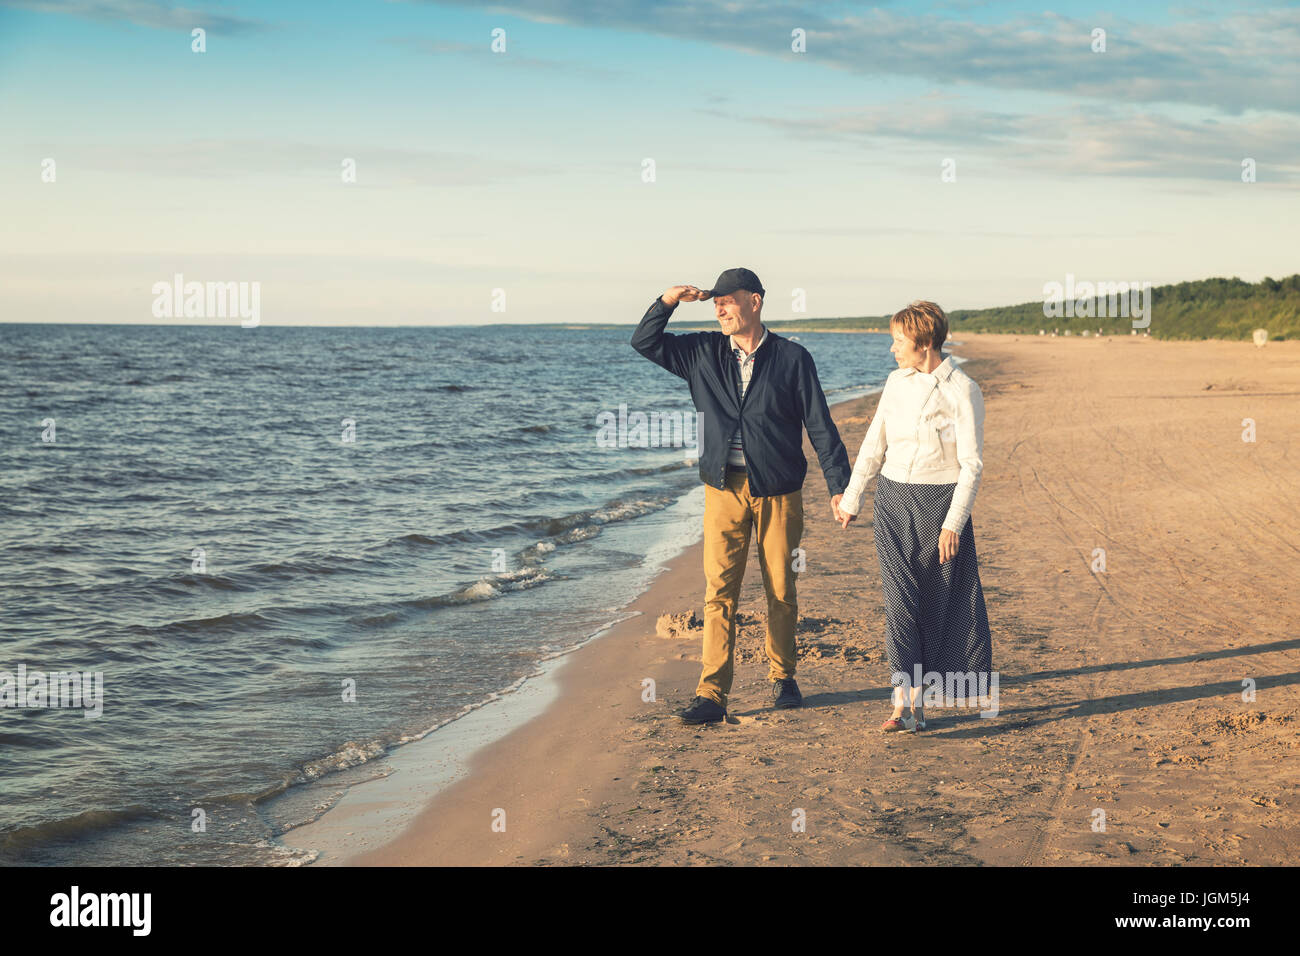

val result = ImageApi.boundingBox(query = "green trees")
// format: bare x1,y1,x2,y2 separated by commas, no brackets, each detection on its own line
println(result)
944,275,1300,340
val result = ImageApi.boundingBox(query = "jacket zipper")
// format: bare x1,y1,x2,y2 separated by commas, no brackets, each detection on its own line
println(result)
736,350,761,493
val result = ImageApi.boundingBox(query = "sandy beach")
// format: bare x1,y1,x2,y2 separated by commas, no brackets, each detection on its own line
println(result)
301,332,1300,866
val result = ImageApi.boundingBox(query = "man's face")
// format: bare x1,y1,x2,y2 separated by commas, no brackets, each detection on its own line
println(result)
714,290,761,336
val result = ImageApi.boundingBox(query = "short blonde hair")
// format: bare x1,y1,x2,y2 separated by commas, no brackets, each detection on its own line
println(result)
890,300,948,351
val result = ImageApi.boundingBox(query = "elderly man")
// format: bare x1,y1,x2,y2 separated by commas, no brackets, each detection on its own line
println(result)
631,268,852,723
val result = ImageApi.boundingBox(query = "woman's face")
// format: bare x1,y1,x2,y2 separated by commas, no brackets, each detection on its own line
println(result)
890,324,927,369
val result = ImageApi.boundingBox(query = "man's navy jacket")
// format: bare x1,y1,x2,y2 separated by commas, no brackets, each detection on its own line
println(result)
631,296,852,498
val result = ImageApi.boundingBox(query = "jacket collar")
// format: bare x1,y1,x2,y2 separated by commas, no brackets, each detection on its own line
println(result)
900,355,955,381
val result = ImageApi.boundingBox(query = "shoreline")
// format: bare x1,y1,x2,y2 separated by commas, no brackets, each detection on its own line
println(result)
275,611,640,864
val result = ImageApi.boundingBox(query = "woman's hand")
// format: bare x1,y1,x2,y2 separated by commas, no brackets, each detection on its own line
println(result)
832,495,856,529
938,529,959,564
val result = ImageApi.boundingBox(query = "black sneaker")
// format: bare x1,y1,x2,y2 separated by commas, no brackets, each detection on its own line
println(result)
679,696,726,724
772,678,802,709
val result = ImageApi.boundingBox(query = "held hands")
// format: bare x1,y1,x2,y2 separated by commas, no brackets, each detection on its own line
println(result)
661,285,712,307
833,494,856,530
938,528,959,564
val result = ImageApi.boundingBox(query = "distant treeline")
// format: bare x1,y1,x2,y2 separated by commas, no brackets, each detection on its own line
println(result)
677,275,1300,341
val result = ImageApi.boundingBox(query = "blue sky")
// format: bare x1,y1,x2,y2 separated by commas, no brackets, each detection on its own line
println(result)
1,0,1297,325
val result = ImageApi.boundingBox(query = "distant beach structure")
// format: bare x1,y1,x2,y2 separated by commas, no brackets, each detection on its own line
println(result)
1253,328,1269,347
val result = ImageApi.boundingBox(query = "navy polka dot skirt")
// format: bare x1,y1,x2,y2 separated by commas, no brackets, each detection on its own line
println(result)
873,475,992,678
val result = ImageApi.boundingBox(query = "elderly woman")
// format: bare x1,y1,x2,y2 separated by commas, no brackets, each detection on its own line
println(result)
836,301,992,732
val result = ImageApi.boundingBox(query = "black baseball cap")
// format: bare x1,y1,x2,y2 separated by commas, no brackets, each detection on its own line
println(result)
705,267,764,299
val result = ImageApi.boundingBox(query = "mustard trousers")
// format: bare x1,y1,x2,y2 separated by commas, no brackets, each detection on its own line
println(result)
697,468,804,707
